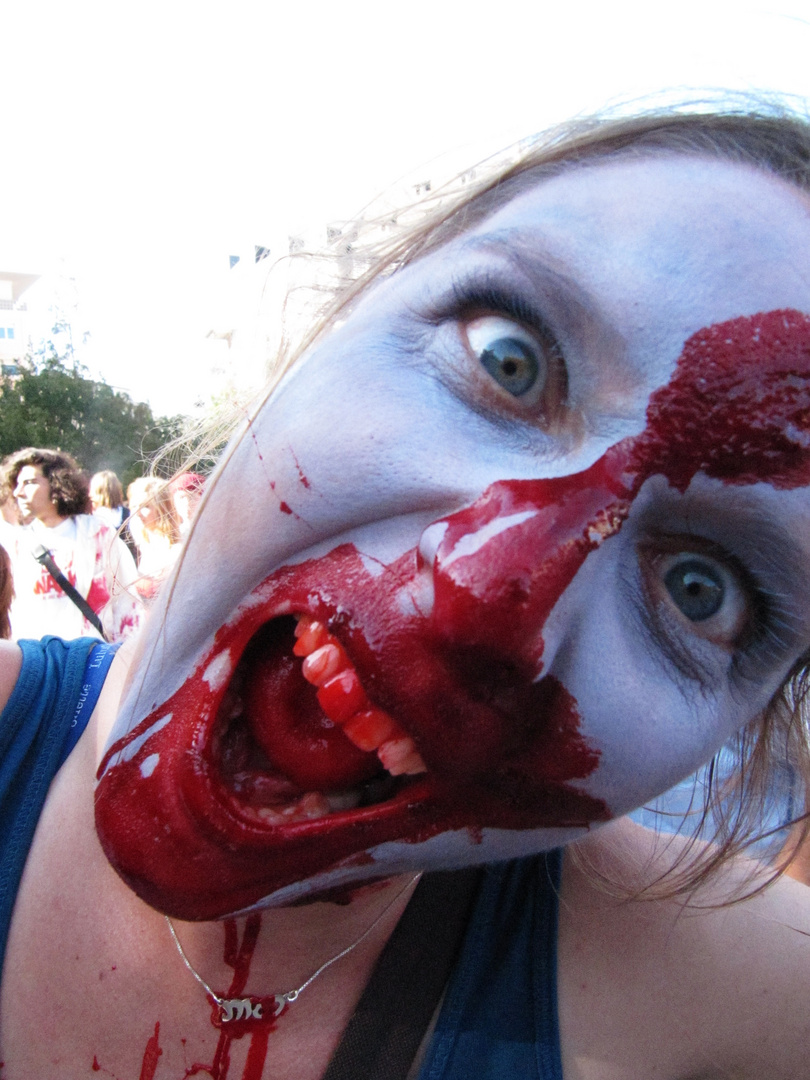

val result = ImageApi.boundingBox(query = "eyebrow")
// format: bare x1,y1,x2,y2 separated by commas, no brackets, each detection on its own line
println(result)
456,230,592,300
452,227,639,351
450,230,643,418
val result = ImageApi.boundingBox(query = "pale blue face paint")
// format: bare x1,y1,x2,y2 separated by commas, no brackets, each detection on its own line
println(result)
97,156,810,918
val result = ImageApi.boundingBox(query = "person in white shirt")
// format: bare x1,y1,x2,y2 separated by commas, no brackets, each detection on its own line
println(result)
0,448,143,642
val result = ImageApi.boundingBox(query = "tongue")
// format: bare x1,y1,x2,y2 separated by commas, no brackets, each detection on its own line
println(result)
242,619,383,791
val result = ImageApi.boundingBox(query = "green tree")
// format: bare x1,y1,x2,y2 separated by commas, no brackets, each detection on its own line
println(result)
0,352,186,488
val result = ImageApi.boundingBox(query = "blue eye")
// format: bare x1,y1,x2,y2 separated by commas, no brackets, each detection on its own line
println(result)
479,337,539,396
653,550,750,648
466,316,544,398
664,559,724,622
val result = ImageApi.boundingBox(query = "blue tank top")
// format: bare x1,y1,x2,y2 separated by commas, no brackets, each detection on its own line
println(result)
419,851,563,1080
0,636,117,977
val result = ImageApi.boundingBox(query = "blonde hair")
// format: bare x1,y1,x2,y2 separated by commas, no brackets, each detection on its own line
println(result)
127,476,181,545
172,99,810,897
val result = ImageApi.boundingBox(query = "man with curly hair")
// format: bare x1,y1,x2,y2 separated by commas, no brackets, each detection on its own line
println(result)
0,448,143,642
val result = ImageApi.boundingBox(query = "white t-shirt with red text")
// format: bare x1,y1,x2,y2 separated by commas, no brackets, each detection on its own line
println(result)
7,515,144,642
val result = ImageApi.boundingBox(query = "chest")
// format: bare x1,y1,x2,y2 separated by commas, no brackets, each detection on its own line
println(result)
0,742,370,1080
0,879,377,1080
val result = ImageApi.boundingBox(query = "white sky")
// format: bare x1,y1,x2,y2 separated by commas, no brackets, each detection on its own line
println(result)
2,0,810,415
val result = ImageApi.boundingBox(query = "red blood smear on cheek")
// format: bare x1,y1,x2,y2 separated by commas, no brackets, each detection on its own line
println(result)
431,470,628,662
395,309,810,783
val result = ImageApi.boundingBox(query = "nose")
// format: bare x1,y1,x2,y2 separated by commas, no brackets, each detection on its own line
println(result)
426,464,630,675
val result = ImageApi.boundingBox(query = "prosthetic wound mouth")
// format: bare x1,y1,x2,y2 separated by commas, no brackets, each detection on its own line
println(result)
214,615,427,826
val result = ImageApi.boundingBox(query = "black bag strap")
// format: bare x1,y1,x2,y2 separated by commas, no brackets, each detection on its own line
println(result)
322,867,483,1080
31,543,107,639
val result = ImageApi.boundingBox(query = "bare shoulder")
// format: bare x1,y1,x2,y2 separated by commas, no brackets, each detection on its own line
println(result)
0,639,23,716
558,819,810,1080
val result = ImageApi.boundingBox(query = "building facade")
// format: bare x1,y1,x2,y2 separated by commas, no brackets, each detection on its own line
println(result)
0,271,40,371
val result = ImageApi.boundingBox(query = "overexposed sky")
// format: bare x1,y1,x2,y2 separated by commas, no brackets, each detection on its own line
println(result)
2,0,810,414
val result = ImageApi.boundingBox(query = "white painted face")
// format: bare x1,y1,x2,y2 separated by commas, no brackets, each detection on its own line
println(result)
96,155,810,920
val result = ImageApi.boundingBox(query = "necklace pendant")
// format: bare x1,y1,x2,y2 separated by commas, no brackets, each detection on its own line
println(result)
211,994,290,1031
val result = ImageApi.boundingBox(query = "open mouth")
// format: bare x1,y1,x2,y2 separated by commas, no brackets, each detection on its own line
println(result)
97,517,613,919
214,613,428,828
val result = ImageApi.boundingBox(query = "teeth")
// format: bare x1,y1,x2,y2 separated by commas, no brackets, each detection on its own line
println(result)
342,708,397,751
378,737,428,777
325,789,363,812
317,669,369,725
249,788,365,824
301,642,349,686
254,791,331,824
291,792,331,819
293,618,330,657
294,615,427,776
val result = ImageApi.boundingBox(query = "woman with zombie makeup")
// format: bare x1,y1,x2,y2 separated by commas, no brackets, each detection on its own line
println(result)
2,104,810,1079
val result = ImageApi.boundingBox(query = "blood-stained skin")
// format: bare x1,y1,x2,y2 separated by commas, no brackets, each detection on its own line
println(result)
91,917,282,1080
95,309,810,920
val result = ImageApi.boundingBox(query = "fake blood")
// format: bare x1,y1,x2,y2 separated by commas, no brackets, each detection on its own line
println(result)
96,309,810,920
625,308,810,491
138,1022,162,1080
122,917,275,1080
201,915,280,1079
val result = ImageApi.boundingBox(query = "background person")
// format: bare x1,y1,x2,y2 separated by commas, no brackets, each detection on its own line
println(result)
91,468,138,560
168,471,205,539
126,475,182,603
0,448,143,641
90,469,129,531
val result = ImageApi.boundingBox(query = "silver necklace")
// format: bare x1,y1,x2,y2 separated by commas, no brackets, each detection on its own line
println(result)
166,873,421,1027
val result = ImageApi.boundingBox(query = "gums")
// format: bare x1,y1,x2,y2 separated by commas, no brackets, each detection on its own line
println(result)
95,309,810,920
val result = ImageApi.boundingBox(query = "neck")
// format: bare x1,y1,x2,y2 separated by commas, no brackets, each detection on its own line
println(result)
36,508,68,529
165,874,419,1005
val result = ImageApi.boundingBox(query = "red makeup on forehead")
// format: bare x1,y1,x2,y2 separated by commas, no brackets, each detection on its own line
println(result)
95,309,810,919
626,308,810,492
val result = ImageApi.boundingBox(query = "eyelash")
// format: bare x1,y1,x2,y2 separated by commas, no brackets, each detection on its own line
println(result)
448,278,559,348
732,589,797,684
